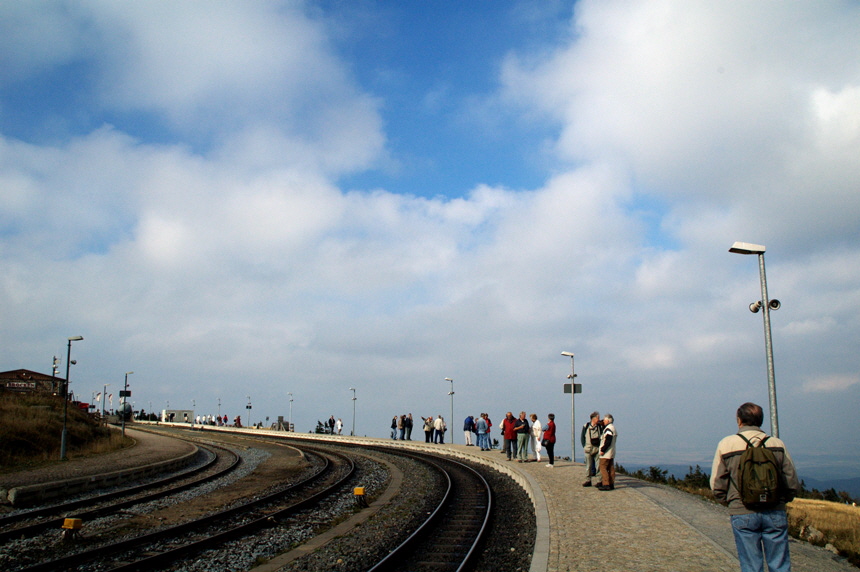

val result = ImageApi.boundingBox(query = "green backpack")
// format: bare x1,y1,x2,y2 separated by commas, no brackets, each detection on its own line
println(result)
736,434,782,508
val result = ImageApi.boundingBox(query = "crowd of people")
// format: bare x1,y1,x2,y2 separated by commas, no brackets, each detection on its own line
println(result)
386,411,561,468
495,411,558,467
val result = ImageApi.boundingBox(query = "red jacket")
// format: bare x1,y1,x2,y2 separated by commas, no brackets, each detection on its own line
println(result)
543,420,556,444
501,416,517,439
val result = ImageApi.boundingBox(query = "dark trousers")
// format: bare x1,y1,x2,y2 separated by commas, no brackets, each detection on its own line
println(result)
503,437,516,458
545,442,555,465
425,430,432,443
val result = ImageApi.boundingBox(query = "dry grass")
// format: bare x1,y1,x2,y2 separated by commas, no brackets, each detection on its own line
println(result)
0,393,131,472
788,498,860,565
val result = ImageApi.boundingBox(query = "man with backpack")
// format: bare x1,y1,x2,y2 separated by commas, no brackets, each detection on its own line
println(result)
710,402,800,572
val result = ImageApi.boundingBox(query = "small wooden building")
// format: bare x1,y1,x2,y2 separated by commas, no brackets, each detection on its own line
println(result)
0,369,63,396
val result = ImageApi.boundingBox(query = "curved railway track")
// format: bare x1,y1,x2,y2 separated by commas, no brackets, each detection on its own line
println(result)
12,446,354,572
365,449,493,572
5,427,513,572
0,443,239,544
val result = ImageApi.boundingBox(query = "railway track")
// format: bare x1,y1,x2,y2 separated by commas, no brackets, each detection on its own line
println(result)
0,443,239,544
5,427,518,572
11,446,354,572
365,450,492,572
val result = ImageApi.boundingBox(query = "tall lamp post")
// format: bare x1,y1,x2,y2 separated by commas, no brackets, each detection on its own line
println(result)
561,352,576,463
729,241,781,437
121,371,133,437
444,378,454,444
60,335,84,460
288,392,294,432
349,387,356,436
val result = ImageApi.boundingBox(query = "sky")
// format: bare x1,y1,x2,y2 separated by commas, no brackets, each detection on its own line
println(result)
1,1,859,478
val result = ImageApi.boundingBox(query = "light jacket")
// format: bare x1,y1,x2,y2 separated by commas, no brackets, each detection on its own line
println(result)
710,426,800,515
531,420,543,440
581,421,602,450
599,423,617,459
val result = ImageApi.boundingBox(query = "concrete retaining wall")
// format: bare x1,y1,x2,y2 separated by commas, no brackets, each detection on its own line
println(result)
4,445,199,507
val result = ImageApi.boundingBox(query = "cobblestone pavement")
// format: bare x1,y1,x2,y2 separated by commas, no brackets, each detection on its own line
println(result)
0,427,196,489
506,457,857,572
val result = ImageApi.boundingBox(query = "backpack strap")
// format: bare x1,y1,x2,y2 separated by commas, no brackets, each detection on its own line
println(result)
737,433,770,447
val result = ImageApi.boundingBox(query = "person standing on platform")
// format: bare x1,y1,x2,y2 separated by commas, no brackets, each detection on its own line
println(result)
391,416,398,440
581,411,602,487
529,413,543,462
597,414,617,490
710,402,799,572
543,413,556,467
501,412,517,460
422,415,434,443
405,413,413,440
476,413,490,450
514,411,530,462
434,415,446,444
463,415,475,446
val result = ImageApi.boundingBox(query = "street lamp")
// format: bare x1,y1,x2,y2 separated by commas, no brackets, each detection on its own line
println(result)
349,387,356,436
561,352,576,463
60,335,83,461
729,241,781,437
121,371,133,438
246,395,252,427
444,378,454,444
287,392,293,432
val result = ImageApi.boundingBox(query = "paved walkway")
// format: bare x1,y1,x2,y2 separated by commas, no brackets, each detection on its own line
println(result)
503,454,856,572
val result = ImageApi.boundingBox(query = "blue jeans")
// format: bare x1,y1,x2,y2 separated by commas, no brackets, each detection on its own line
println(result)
731,510,791,572
477,432,487,449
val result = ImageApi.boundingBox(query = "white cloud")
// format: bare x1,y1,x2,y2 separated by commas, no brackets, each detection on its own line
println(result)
802,374,860,394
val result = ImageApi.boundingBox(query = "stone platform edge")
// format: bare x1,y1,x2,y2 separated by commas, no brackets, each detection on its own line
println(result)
1,437,199,508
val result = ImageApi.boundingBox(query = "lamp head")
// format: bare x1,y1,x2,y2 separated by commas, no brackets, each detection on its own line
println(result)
561,351,574,357
68,335,84,341
729,242,766,255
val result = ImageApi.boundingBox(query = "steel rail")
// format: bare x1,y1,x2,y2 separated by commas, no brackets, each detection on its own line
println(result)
14,447,351,572
366,451,493,572
0,444,239,544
